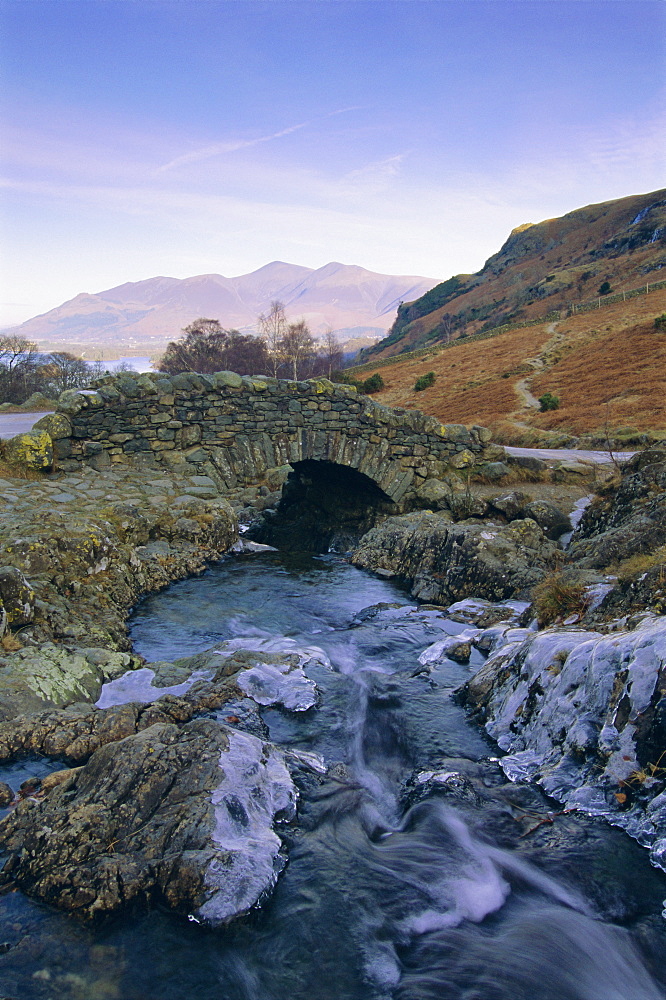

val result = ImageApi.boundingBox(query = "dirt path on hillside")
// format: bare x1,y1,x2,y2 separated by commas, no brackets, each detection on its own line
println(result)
513,321,566,413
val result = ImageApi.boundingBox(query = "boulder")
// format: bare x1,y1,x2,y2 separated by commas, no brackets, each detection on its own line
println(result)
506,454,547,475
413,478,451,510
522,499,572,540
0,718,297,923
477,461,511,481
33,411,73,439
446,493,489,520
489,490,532,520
18,392,55,410
2,429,53,469
351,512,558,605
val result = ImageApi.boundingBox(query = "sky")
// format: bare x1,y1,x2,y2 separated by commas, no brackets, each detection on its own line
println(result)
0,0,664,327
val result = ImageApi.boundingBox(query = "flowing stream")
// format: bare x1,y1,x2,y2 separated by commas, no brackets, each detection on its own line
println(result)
1,550,665,999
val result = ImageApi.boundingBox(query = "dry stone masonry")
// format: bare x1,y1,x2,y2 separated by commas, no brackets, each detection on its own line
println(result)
36,372,499,504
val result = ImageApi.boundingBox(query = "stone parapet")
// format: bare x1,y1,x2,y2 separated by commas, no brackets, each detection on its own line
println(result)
43,372,497,503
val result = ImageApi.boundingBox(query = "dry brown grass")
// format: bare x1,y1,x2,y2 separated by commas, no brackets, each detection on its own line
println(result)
361,289,666,441
532,571,591,626
529,302,666,437
0,633,23,652
610,545,666,582
371,322,554,422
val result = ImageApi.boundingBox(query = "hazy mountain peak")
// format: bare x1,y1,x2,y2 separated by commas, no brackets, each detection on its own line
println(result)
10,262,441,355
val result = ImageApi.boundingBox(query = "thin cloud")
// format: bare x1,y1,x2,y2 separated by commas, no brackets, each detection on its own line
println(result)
156,121,310,174
155,106,364,174
345,153,406,184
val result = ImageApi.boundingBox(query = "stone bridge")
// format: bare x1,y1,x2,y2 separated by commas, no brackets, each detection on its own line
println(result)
38,371,500,504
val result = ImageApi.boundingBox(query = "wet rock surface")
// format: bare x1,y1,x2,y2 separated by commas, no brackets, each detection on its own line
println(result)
458,614,666,870
0,717,298,923
0,464,237,716
0,635,327,921
351,511,559,605
569,446,666,568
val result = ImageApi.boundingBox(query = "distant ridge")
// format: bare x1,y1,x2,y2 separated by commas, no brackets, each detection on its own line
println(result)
8,262,440,356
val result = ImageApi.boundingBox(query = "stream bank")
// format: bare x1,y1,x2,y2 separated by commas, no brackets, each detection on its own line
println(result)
0,551,664,999
0,412,664,997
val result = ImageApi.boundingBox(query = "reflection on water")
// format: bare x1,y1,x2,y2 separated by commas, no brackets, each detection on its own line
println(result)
0,551,664,999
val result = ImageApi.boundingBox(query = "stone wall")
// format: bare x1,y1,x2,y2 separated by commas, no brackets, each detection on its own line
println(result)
38,372,497,503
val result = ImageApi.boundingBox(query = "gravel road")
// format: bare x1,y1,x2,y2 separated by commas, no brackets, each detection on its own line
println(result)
505,445,635,464
0,412,53,438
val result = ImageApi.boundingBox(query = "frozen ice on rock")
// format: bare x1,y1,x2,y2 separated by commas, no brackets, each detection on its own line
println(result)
198,729,297,924
96,666,212,708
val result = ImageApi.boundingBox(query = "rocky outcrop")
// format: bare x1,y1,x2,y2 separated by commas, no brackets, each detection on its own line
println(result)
0,695,201,765
1,428,53,469
458,615,666,870
0,464,237,717
0,718,297,923
351,511,558,605
568,446,666,568
0,634,330,922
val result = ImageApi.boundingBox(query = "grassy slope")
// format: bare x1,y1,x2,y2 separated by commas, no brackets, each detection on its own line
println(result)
350,290,666,444
366,189,666,360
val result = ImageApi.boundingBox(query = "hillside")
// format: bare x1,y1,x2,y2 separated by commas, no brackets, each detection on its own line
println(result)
8,262,440,358
363,189,666,360
349,288,666,447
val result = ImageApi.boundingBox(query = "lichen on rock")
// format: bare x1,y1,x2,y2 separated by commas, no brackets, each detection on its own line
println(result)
2,429,53,469
0,718,298,923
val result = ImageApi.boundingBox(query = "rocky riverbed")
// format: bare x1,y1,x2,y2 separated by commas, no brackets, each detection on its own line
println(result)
0,418,664,944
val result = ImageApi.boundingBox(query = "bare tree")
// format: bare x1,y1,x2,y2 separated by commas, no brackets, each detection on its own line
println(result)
280,320,316,380
38,352,91,395
321,328,344,377
0,335,40,403
438,313,456,344
258,300,288,377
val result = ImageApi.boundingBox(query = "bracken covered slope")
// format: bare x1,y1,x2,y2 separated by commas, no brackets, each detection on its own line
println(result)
365,188,665,359
349,288,666,446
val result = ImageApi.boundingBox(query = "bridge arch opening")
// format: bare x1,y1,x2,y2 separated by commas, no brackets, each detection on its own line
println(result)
249,459,397,552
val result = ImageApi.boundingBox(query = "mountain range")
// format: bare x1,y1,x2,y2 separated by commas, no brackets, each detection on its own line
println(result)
8,262,440,358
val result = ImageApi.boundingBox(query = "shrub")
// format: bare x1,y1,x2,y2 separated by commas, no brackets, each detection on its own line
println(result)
538,392,560,411
654,313,666,331
414,371,436,392
362,373,385,394
598,281,612,295
532,572,591,626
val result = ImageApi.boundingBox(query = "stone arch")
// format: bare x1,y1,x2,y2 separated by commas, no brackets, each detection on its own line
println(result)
251,459,399,551
47,372,494,505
